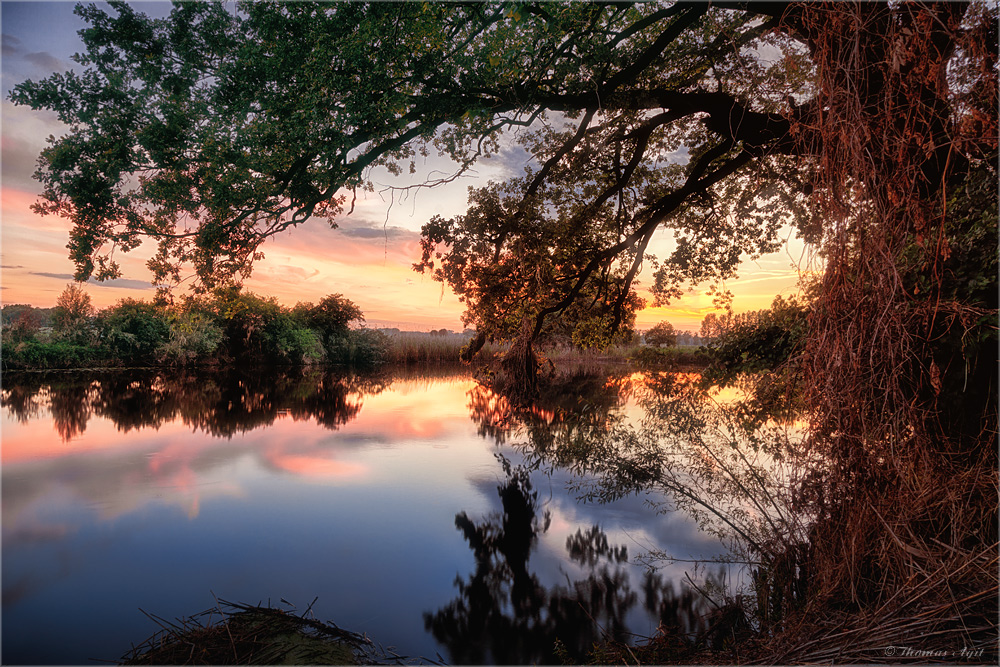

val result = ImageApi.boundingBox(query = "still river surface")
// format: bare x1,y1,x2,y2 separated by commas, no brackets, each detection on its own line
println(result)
2,366,728,664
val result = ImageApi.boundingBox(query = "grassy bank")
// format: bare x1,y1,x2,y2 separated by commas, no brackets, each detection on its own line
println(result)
120,600,381,665
3,324,712,371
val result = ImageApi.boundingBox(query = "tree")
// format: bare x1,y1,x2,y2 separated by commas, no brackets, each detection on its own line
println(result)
644,321,677,348
1,306,42,344
10,2,809,358
51,283,95,344
293,294,366,363
8,0,995,428
296,294,364,338
9,2,996,417
699,313,726,341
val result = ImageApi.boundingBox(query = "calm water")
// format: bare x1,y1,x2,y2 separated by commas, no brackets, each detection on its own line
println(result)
2,366,725,665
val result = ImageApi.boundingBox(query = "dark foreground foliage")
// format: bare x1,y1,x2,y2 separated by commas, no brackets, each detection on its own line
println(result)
120,600,379,665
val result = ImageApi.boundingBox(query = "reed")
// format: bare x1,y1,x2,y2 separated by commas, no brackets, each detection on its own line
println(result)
381,332,497,365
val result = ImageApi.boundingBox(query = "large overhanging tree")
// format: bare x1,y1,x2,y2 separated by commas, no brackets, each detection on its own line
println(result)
12,2,812,352
11,1,995,388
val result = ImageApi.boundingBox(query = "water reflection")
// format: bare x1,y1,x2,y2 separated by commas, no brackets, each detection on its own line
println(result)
2,367,396,442
427,462,713,664
466,370,638,471
2,366,731,665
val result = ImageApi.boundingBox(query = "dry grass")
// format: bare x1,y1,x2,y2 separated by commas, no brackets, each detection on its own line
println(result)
119,599,393,666
744,3,999,662
382,332,497,365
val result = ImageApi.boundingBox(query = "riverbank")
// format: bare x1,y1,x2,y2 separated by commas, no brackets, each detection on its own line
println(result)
1,331,710,372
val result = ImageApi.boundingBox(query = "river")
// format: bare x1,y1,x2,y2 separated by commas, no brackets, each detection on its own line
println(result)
2,366,729,664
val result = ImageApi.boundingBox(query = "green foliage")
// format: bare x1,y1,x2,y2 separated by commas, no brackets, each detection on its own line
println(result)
11,2,811,353
294,294,366,362
644,321,678,347
158,310,224,364
324,328,389,366
1,339,97,369
2,286,382,369
627,345,710,368
97,298,171,361
51,283,95,345
570,313,635,351
264,315,325,365
296,294,364,335
702,295,808,387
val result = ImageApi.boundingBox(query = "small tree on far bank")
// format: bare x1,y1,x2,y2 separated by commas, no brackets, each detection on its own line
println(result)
1,307,41,344
52,283,94,344
644,321,677,347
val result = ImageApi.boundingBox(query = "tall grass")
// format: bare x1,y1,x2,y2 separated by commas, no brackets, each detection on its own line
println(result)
382,332,497,364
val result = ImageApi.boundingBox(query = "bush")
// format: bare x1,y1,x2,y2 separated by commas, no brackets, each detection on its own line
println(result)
158,311,224,364
97,299,171,361
265,317,324,365
1,340,97,369
325,328,389,366
627,345,710,368
702,296,808,386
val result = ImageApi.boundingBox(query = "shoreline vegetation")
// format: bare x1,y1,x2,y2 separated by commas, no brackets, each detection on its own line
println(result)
0,285,711,372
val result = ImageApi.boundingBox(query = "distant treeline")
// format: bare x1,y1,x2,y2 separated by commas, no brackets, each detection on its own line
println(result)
1,284,475,370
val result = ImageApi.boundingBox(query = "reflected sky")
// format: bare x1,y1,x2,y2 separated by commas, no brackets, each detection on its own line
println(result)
2,368,728,665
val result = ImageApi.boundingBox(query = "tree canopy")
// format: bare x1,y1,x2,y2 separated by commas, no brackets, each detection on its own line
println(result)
11,2,813,339
644,321,677,348
10,1,996,375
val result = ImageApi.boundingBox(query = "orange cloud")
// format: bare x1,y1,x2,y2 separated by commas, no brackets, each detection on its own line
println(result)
268,454,368,481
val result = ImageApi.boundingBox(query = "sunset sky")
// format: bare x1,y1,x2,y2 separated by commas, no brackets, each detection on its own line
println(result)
1,1,811,332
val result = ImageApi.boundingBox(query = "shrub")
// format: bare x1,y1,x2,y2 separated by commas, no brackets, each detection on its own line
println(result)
97,299,171,361
702,295,808,386
264,317,324,365
1,340,97,369
325,328,389,366
158,311,224,364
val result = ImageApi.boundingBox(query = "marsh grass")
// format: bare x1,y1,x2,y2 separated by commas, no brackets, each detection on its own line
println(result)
381,332,497,364
119,599,381,665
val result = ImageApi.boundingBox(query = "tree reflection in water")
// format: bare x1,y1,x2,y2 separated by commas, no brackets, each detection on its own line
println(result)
426,461,713,664
465,369,637,474
441,370,738,663
0,367,399,440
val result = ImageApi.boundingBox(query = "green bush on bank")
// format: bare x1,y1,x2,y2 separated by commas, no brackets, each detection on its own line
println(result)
97,299,171,362
325,329,389,366
701,295,808,387
1,286,393,370
157,311,225,364
2,340,98,368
